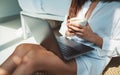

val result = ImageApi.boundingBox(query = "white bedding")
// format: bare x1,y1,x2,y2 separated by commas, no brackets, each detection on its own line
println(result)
18,0,71,17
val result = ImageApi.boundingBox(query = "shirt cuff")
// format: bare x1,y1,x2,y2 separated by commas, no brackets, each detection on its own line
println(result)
100,36,120,57
59,22,67,36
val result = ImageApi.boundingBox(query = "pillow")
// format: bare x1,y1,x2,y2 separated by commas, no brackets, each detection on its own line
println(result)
18,0,71,17
41,0,71,17
18,0,45,13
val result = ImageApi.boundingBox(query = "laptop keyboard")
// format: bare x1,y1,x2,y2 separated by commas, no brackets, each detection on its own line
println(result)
57,41,82,57
56,37,94,60
58,41,72,56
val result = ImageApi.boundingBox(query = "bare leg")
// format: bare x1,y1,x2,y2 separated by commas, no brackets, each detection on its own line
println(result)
0,43,77,75
0,44,35,75
11,44,77,75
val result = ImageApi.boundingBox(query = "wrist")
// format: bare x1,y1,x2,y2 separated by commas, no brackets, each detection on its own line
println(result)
90,34,103,48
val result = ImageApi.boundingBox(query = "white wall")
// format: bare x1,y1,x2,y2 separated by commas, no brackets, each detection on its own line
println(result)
0,0,21,18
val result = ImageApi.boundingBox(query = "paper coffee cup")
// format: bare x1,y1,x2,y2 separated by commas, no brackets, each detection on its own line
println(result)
70,18,87,26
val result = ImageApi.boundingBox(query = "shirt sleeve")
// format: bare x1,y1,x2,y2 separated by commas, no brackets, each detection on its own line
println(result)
101,18,120,57
59,15,68,36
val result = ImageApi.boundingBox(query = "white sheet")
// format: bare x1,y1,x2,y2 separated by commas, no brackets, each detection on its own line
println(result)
42,0,71,16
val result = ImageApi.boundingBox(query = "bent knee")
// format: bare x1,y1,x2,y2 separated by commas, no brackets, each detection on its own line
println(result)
21,49,44,68
14,43,33,52
13,44,28,54
12,43,35,57
21,55,37,71
22,50,52,70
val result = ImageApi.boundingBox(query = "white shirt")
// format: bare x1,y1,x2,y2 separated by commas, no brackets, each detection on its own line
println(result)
59,1,120,57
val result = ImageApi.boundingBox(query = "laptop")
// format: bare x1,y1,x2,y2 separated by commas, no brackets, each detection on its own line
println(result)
23,15,94,61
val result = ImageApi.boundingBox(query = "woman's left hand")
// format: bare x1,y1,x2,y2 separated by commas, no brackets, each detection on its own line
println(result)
68,20,94,41
68,19,103,48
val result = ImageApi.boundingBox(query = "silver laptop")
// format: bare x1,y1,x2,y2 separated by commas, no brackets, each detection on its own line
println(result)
23,15,94,61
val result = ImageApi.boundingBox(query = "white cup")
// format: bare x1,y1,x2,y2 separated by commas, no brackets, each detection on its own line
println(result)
70,18,88,26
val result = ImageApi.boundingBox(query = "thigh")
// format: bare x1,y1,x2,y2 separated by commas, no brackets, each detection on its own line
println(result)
29,48,77,75
12,44,77,75
45,58,77,75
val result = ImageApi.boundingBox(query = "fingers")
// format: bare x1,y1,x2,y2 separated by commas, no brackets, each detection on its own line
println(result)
66,20,81,37
67,19,84,32
69,25,84,32
67,24,84,36
67,19,83,27
65,30,75,37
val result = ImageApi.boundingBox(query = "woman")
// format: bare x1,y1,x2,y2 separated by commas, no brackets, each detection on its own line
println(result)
0,0,120,75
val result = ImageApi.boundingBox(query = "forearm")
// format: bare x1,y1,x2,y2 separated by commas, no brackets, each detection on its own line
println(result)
89,34,103,48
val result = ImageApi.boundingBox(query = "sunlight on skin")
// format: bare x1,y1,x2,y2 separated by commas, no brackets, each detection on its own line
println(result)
0,56,21,75
0,68,9,75
12,56,22,65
